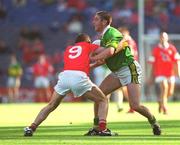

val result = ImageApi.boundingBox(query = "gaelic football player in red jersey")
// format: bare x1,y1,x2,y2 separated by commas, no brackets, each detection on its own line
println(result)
32,54,54,102
148,32,180,114
24,33,113,136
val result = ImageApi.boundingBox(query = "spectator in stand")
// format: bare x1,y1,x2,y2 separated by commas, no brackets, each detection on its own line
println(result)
12,0,27,8
0,0,7,19
148,32,180,114
0,40,12,55
31,38,45,62
67,0,87,11
57,0,67,12
64,14,83,34
7,54,23,102
172,0,180,16
18,27,44,65
32,54,54,102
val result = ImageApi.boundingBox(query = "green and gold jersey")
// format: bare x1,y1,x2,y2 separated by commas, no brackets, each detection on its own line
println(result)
8,63,23,77
100,26,134,72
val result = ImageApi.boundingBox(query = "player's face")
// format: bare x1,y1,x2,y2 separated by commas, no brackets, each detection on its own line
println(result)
92,14,105,32
160,32,168,43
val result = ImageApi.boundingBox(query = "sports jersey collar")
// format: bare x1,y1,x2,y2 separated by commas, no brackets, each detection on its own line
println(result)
101,25,110,36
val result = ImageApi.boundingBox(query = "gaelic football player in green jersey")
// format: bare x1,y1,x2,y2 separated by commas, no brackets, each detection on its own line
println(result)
85,11,161,136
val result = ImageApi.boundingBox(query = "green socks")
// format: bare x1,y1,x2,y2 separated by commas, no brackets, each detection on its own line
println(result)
148,116,157,125
93,117,99,128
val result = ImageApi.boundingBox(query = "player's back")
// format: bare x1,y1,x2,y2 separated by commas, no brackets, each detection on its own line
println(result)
64,42,98,75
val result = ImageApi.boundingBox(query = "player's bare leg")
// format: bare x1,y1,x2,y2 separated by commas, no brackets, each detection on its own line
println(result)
165,80,175,114
86,74,121,136
24,91,65,136
82,87,108,133
159,80,168,114
94,74,121,123
127,83,161,135
83,87,118,136
115,88,124,112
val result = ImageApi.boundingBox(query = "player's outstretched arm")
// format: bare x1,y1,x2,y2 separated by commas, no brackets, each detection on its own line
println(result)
90,47,115,61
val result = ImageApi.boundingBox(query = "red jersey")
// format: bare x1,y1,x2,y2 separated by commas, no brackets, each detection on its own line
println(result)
149,43,179,77
64,42,99,75
128,38,138,61
33,61,53,77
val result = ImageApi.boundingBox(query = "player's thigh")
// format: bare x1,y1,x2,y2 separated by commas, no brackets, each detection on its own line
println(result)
160,80,169,94
155,76,168,92
127,83,141,107
82,86,106,102
99,73,121,96
122,86,128,98
48,91,65,109
168,82,175,97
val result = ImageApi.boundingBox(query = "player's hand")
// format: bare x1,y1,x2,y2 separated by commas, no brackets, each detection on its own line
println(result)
90,55,96,61
115,38,129,54
90,59,105,69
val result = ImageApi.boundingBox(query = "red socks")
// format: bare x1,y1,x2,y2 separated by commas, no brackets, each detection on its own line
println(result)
30,123,37,132
99,119,106,131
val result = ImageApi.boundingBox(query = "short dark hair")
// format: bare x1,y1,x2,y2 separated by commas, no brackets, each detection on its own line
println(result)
96,11,112,25
75,33,91,43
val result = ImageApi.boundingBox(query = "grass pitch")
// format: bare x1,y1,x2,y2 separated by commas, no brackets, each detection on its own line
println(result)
0,102,180,145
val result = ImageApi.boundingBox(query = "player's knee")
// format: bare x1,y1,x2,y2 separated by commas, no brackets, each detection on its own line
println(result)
96,95,107,103
99,86,109,96
168,90,174,97
130,103,140,111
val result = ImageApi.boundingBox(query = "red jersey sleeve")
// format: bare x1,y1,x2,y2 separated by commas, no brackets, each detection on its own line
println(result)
147,47,156,64
169,44,179,62
89,43,99,52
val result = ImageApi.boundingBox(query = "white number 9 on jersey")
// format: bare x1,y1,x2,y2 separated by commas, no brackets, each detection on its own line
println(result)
68,46,82,59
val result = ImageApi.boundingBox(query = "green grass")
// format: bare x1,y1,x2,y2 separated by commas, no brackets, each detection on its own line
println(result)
0,102,180,145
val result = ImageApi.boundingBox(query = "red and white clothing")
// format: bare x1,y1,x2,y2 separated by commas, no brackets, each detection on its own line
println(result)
33,61,53,77
33,60,54,88
64,42,98,75
128,38,138,61
148,43,179,83
55,42,99,97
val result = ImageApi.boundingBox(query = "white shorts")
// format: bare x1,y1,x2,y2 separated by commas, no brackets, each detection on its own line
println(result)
155,76,175,83
7,77,21,88
93,66,111,86
54,70,96,97
112,61,142,86
34,76,50,88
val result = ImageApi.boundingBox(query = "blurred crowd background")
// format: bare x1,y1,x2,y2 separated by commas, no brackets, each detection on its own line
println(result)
0,0,180,103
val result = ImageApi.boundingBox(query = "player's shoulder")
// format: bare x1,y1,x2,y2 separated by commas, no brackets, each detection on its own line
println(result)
106,27,122,37
154,43,163,49
152,45,161,54
169,43,176,49
109,27,121,34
